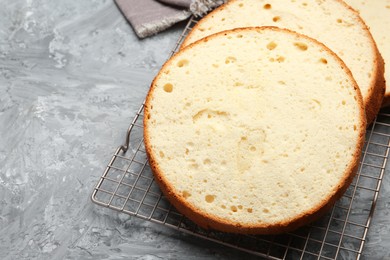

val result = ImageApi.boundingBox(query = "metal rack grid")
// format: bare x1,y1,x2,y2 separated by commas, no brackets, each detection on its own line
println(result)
91,17,390,259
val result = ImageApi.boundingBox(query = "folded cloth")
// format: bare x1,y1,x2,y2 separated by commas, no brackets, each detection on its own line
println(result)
158,0,191,8
114,0,225,38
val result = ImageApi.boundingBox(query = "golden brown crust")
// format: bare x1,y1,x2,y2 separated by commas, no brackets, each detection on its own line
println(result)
144,27,367,234
181,0,385,123
365,48,386,120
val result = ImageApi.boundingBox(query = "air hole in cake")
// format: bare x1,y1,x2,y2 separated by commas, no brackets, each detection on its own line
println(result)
250,146,256,152
300,167,305,172
263,3,271,9
294,42,308,51
231,206,238,212
234,82,244,87
337,18,342,23
273,16,281,22
221,205,226,209
203,158,211,165
185,148,189,155
163,83,173,93
199,28,205,32
238,205,243,209
225,56,237,64
266,41,277,50
212,63,219,68
276,56,285,62
326,76,332,81
203,179,208,183
354,125,357,131
190,163,199,169
205,195,215,203
302,2,308,6
182,191,192,199
247,208,253,213
342,100,346,105
236,34,243,38
278,80,286,85
320,58,328,64
147,114,151,119
263,208,270,213
262,160,269,164
159,151,165,158
238,3,244,7
177,59,189,67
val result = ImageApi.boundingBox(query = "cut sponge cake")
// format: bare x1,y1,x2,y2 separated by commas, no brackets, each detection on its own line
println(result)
343,0,390,106
182,0,385,123
144,27,366,234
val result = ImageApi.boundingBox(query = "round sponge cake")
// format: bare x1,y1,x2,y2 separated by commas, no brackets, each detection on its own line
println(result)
181,0,385,123
144,27,366,234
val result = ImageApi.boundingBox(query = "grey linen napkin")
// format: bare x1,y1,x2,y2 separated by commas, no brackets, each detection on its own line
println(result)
114,0,225,38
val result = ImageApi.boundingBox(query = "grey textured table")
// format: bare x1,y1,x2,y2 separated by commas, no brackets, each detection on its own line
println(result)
1,1,389,259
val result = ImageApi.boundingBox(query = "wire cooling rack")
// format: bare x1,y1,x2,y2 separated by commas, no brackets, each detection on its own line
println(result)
91,17,390,259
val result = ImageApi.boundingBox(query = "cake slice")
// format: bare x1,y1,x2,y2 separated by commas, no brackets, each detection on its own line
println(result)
144,27,366,234
344,0,390,106
182,0,385,123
